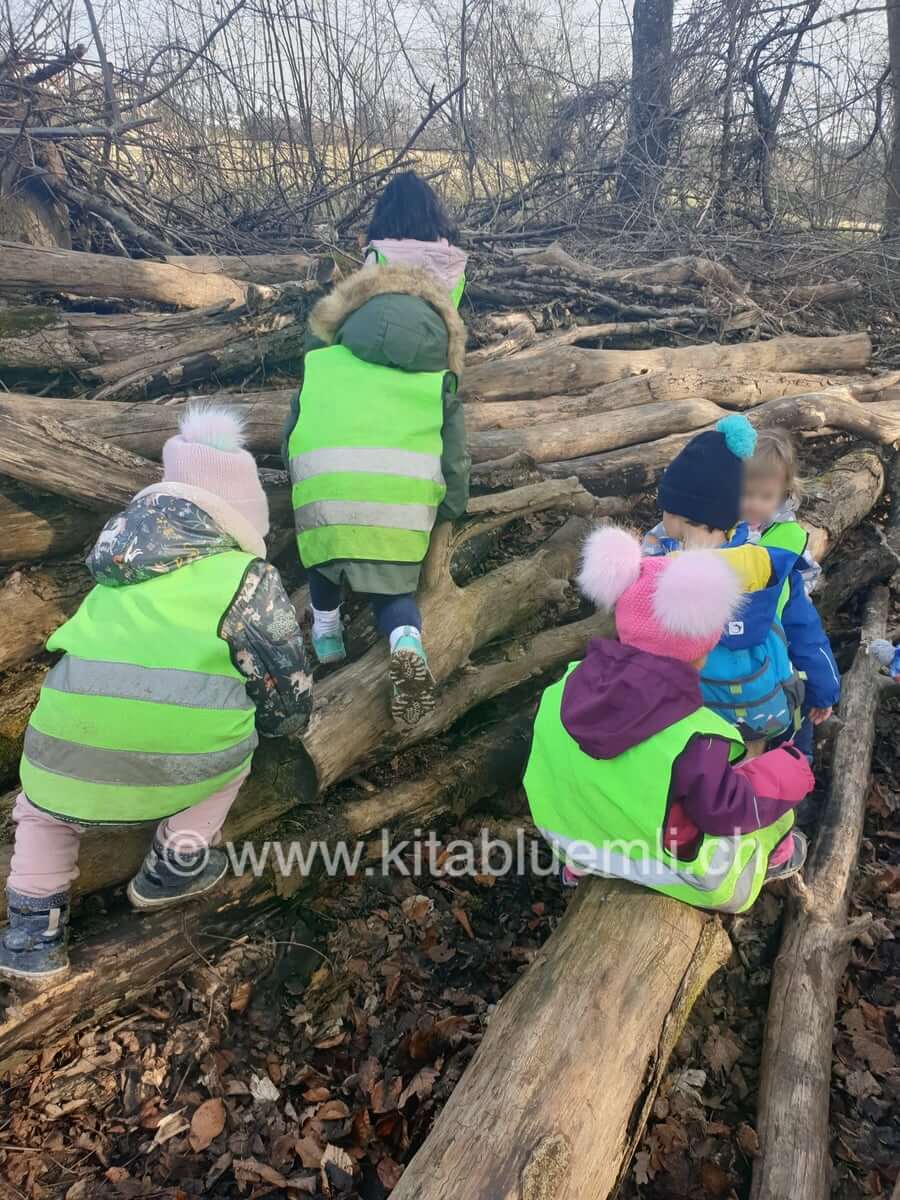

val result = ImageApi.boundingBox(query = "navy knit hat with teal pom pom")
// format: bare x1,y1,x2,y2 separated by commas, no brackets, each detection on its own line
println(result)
658,414,757,531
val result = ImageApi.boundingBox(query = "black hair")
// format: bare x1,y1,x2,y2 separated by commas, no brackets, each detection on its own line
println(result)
367,171,457,244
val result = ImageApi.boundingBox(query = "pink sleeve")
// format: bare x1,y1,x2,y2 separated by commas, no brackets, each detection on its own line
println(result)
732,746,815,806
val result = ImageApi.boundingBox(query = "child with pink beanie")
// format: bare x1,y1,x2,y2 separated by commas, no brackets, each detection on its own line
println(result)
524,527,814,913
0,405,312,982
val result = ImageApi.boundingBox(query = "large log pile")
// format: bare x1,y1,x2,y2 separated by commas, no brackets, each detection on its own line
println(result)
0,237,895,1190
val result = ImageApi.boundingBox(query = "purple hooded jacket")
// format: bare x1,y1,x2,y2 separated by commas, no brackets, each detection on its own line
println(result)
561,639,812,851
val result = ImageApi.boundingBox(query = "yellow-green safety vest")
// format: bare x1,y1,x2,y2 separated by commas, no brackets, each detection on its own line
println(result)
21,551,258,825
524,664,794,914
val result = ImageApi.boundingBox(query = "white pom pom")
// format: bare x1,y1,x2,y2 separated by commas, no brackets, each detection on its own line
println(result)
178,403,246,452
652,550,742,638
577,525,642,609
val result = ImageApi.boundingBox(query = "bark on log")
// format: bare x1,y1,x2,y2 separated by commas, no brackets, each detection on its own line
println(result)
0,398,160,508
0,714,531,1072
780,278,863,306
801,448,886,563
469,398,727,464
817,538,898,621
750,588,889,1200
0,668,45,789
391,878,732,1200
569,369,898,413
752,392,900,443
0,306,100,371
164,251,332,285
0,479,99,564
0,241,248,308
462,334,872,403
0,561,90,673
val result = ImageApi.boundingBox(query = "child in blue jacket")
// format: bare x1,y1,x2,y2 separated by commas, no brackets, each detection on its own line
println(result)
643,415,837,755
741,428,840,756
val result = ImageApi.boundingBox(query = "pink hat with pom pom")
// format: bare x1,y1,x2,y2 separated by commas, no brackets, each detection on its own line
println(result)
578,525,743,663
139,404,270,558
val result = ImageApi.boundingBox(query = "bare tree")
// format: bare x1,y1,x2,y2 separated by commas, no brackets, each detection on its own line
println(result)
617,0,674,204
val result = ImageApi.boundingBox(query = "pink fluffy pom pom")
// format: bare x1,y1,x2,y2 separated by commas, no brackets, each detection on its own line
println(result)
577,525,642,609
652,550,743,638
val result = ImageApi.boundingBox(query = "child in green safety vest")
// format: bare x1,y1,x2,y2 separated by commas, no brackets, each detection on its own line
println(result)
524,527,815,913
283,171,470,730
741,428,840,759
0,406,313,983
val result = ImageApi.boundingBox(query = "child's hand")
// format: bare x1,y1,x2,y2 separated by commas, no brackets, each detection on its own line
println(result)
807,706,832,725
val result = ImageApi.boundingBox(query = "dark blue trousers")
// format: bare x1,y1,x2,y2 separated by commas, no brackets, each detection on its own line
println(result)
307,567,421,638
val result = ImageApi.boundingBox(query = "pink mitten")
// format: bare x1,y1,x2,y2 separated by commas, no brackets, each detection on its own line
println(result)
733,745,815,806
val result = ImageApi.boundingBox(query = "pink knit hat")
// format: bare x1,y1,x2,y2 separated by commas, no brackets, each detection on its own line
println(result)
152,405,269,557
577,526,743,662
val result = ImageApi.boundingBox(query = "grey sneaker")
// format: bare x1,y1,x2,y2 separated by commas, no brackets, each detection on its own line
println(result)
0,888,69,981
765,831,809,882
127,838,229,911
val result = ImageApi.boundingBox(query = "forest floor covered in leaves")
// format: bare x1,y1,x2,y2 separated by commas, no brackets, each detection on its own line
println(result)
0,701,896,1200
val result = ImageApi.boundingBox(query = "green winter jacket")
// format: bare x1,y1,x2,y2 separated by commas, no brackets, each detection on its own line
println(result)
282,264,470,595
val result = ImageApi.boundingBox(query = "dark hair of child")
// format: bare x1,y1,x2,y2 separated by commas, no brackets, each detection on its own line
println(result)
367,171,457,243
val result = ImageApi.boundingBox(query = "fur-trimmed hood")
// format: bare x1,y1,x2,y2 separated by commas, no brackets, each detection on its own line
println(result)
307,264,467,379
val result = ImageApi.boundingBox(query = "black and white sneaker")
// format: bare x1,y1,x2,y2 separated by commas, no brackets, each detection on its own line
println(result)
127,838,229,911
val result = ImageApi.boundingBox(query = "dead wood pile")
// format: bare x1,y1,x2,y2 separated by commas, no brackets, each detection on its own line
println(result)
0,235,896,1196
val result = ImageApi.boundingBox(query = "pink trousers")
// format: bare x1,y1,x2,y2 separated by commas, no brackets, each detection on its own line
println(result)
8,770,249,898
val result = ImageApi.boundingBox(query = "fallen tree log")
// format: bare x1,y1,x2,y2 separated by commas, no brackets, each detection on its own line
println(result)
0,240,249,308
752,392,900,443
0,561,90,673
164,251,334,286
0,479,99,564
469,398,727,464
391,877,731,1200
0,712,533,1073
0,668,45,790
0,397,160,508
462,334,872,403
565,369,900,413
817,537,898,621
0,306,100,371
801,448,886,562
751,588,889,1200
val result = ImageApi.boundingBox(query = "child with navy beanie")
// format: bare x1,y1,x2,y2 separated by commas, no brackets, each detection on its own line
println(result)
643,414,827,753
643,414,758,554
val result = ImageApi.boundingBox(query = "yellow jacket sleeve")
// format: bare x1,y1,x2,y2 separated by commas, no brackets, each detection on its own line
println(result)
710,545,773,594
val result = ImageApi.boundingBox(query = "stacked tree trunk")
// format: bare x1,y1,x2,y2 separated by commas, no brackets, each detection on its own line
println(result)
0,239,895,1192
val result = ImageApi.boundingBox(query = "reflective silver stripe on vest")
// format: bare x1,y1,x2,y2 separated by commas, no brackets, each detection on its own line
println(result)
45,656,254,711
540,827,759,912
290,447,444,485
24,727,258,787
294,499,436,533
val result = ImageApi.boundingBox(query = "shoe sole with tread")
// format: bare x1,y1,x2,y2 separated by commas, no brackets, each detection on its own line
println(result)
390,648,436,729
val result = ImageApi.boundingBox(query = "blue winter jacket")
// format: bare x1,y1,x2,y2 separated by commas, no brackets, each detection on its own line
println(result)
779,566,840,709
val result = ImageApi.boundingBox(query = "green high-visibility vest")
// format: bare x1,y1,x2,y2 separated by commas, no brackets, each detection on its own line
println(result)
370,247,466,307
287,344,447,567
21,552,258,825
524,664,794,914
760,520,808,618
